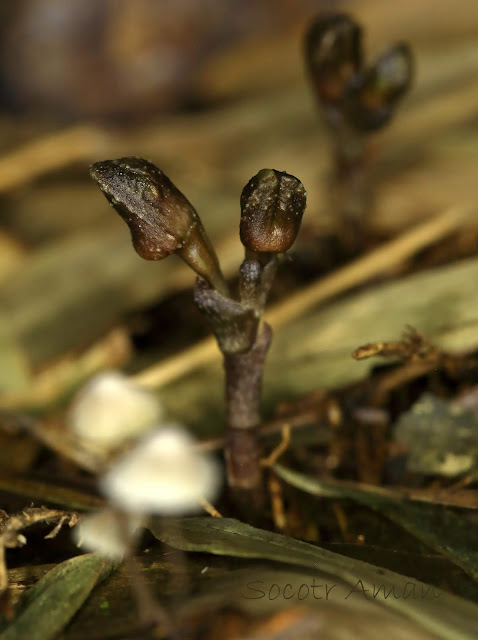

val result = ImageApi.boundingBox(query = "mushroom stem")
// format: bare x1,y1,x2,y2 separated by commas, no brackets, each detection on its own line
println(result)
124,553,176,636
114,510,177,637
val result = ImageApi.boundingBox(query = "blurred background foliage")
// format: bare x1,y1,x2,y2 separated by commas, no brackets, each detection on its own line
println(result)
1,2,478,639
0,0,477,428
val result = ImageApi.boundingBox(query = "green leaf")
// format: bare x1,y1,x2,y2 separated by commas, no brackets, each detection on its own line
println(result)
0,554,113,640
273,464,478,582
151,517,478,640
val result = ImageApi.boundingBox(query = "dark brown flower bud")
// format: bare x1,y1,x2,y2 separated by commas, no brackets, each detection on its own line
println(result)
344,43,413,131
240,169,306,254
90,157,228,295
305,12,362,105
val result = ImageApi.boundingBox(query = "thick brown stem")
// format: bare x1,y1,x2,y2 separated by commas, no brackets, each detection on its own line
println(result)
224,323,272,511
328,120,373,249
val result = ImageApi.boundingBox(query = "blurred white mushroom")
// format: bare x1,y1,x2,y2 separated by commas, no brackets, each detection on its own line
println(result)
68,371,163,448
73,508,143,559
100,425,221,515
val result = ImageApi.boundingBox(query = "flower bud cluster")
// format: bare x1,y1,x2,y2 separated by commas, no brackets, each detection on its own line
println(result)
305,12,413,131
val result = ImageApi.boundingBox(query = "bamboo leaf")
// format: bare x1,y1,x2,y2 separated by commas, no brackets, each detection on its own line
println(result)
0,554,113,640
151,517,478,640
274,464,478,582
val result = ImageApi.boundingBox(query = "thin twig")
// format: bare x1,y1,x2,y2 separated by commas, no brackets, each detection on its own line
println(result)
199,498,222,518
261,425,291,467
268,474,286,531
196,410,332,453
0,507,78,603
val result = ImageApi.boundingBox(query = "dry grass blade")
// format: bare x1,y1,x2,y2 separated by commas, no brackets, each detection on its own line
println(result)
0,328,131,411
0,476,104,511
0,126,112,193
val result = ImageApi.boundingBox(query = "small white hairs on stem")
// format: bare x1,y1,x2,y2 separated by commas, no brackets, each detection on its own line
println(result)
68,370,163,448
100,425,221,515
72,508,143,559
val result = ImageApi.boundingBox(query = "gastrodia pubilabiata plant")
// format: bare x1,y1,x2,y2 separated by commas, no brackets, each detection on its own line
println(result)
305,12,412,131
90,157,306,515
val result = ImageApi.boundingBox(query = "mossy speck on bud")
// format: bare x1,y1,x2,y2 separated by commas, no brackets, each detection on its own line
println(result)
90,157,228,295
305,12,362,105
240,169,307,254
345,43,413,131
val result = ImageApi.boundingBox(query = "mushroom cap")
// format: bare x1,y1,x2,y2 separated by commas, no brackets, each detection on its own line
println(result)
68,371,163,447
72,508,143,559
100,425,221,515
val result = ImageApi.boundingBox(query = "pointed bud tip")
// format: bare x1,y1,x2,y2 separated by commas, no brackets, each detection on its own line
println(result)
305,12,363,104
90,156,227,292
89,156,149,193
89,156,200,261
345,42,413,131
240,169,307,253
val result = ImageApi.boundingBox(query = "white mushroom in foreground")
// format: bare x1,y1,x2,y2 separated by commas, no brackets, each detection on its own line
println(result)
72,508,143,559
100,425,221,515
68,370,163,448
